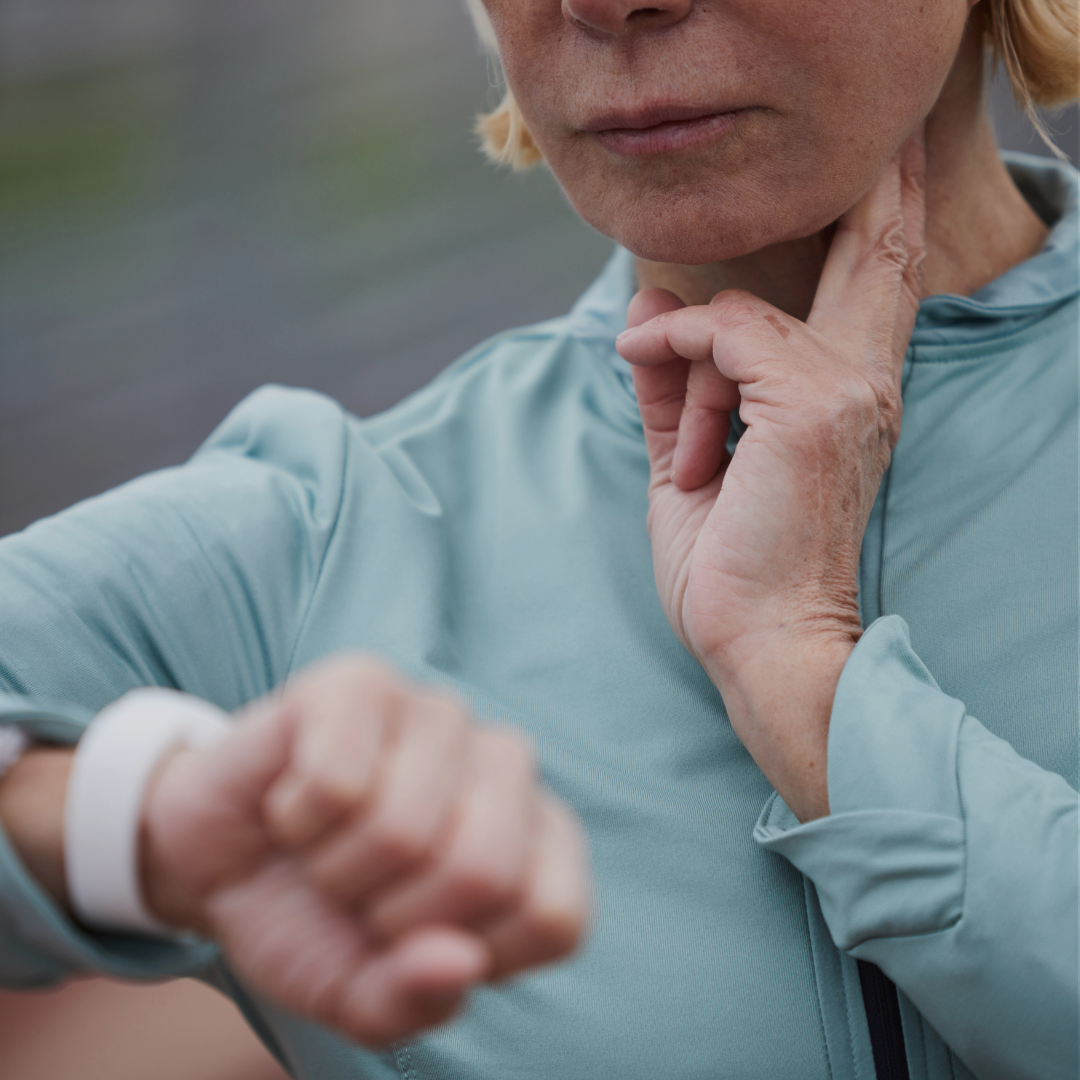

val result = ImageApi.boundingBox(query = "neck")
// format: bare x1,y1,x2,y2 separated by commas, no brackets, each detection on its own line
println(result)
635,26,1049,318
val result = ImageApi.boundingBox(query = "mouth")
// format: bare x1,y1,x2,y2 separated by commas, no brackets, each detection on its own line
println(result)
582,104,748,157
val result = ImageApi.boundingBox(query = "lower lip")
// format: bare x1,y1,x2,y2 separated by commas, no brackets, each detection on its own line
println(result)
591,110,744,157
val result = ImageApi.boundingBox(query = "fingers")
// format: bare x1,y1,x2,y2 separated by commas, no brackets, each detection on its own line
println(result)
365,727,538,938
621,296,748,490
620,295,775,382
481,795,590,979
809,157,905,343
623,290,690,468
618,302,717,369
809,128,927,357
301,697,587,983
673,358,737,490
307,692,470,903
895,126,928,342
262,658,401,848
251,652,590,1023
626,285,684,331
337,926,492,1046
355,791,588,988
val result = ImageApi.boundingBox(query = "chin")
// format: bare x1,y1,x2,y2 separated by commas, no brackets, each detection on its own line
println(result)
609,220,769,265
565,177,843,266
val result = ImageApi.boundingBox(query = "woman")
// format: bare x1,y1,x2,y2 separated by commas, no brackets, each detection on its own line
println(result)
0,0,1076,1077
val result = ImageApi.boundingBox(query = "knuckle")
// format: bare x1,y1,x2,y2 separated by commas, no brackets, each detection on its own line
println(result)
876,382,902,428
301,769,356,814
365,816,431,869
874,221,908,272
518,898,584,961
348,657,404,696
652,307,682,332
709,287,755,309
908,246,928,285
446,856,520,914
419,689,473,734
340,1010,390,1050
851,375,883,417
295,652,405,700
708,289,761,329
798,383,873,446
481,727,536,775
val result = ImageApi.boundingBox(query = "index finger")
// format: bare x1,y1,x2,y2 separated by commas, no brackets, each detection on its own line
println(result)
809,129,927,359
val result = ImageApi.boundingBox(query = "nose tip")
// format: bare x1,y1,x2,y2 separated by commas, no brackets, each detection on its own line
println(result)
561,0,693,37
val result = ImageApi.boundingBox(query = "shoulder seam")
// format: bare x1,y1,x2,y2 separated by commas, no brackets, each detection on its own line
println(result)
283,406,351,681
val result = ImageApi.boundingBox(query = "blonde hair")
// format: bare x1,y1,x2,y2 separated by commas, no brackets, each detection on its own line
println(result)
464,0,543,169
466,0,1079,170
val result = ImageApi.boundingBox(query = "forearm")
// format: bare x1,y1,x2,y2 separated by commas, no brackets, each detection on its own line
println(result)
0,747,73,911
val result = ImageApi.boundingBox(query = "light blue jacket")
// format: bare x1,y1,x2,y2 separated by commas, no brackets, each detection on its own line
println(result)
0,154,1076,1080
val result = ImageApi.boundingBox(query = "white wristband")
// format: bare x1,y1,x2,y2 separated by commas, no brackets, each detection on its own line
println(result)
64,688,232,937
0,726,31,780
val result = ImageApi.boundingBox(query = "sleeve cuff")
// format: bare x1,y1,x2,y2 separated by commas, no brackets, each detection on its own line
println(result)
753,615,966,951
0,695,215,988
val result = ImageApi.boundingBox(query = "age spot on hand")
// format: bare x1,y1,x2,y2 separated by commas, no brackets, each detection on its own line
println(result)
764,314,791,340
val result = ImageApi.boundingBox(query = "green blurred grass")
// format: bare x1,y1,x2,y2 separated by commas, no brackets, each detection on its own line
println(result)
0,59,180,233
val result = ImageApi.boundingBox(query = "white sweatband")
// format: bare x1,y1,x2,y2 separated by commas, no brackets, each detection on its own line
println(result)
65,688,232,937
0,726,31,780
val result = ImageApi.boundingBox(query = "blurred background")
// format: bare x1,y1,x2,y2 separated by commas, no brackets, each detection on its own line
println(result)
0,1,1076,1076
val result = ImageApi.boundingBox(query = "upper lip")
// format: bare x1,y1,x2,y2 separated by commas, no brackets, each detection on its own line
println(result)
580,103,738,133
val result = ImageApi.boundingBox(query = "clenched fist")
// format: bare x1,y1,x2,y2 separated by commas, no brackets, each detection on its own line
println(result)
139,656,590,1046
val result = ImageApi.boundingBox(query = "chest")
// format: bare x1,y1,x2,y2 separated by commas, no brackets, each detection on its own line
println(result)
284,327,1077,1079
863,334,1078,784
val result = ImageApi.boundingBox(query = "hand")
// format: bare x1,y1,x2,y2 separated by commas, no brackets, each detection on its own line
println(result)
615,135,926,821
139,656,589,1047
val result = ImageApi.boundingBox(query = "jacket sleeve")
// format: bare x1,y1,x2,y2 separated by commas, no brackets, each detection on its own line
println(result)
754,615,1078,1080
0,385,348,987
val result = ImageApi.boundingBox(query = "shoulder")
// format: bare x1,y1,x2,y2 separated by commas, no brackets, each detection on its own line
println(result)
174,309,635,525
197,384,350,492
357,315,632,452
3,385,352,572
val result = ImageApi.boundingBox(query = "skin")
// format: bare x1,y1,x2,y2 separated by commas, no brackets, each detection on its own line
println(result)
0,0,1051,1049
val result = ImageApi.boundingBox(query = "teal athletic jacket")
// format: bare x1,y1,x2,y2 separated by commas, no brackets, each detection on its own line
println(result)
0,154,1075,1080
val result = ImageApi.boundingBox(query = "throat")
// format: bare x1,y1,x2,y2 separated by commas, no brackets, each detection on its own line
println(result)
635,230,832,321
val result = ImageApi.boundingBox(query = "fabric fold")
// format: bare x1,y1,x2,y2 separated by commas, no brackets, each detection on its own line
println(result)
754,615,1079,1080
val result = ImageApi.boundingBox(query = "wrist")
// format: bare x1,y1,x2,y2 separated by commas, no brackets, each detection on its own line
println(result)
139,748,213,936
704,626,859,823
0,747,74,908
705,620,859,690
65,688,232,937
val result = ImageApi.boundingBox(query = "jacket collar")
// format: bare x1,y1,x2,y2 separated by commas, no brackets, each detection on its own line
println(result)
568,152,1080,362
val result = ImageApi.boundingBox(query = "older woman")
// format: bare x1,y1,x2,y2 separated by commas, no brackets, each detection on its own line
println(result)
0,1,1075,1078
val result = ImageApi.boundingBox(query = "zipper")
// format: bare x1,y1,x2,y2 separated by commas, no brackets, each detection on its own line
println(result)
858,961,910,1080
854,358,915,1080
